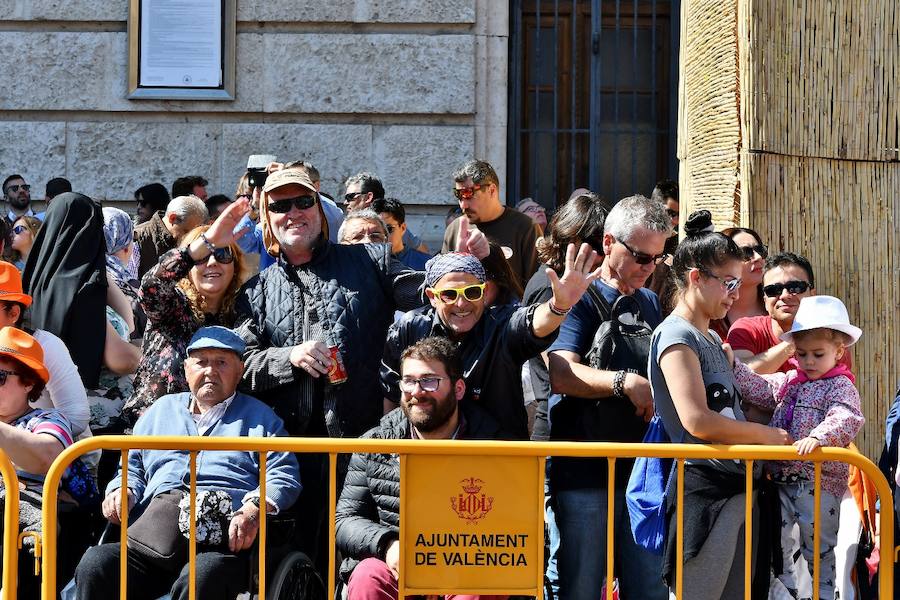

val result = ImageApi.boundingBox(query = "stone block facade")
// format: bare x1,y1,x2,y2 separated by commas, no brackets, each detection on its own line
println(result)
0,0,507,250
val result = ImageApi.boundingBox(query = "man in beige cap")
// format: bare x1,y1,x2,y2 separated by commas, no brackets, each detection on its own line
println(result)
234,167,427,571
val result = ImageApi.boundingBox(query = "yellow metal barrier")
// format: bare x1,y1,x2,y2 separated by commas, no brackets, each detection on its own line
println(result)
39,436,896,599
0,452,20,600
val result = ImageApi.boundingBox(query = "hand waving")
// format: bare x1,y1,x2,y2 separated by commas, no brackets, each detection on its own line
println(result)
546,243,602,312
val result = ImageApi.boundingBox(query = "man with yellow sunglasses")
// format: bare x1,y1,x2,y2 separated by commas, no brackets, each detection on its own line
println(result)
380,247,600,439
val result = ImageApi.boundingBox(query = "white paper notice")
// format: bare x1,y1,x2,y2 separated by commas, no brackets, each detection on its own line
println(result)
139,0,222,87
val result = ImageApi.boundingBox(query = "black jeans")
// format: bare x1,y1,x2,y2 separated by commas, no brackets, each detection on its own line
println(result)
75,542,250,600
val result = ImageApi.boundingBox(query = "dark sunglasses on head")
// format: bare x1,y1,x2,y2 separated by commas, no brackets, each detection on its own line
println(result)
430,283,486,304
618,239,669,265
0,369,21,387
452,184,486,201
6,184,30,193
762,280,811,298
267,195,317,214
738,244,768,261
12,225,28,235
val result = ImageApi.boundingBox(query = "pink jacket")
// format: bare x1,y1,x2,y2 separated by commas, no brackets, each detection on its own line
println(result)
733,360,864,497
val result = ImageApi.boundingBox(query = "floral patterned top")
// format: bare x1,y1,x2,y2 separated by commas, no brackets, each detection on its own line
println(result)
733,359,864,497
122,247,230,425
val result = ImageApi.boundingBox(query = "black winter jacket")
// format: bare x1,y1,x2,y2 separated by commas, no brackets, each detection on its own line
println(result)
380,303,556,439
334,404,504,577
235,239,424,438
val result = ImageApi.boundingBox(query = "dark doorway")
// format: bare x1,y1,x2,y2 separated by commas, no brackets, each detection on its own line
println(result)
508,0,679,210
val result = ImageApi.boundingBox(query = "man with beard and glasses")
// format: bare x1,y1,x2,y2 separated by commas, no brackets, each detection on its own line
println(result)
336,336,506,600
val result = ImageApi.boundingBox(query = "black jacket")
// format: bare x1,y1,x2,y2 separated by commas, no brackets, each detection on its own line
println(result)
334,403,504,576
134,211,176,280
380,303,556,439
235,240,424,438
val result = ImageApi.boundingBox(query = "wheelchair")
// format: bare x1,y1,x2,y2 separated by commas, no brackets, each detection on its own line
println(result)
61,508,326,600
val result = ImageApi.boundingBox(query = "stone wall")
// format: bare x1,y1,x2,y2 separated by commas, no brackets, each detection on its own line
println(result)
0,0,509,250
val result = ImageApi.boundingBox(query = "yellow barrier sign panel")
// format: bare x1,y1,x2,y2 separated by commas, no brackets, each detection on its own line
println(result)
402,454,541,594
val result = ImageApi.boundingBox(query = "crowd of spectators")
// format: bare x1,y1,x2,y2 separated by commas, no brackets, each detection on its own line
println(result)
0,161,885,600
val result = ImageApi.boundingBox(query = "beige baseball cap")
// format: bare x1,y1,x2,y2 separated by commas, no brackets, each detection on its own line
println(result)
262,169,316,194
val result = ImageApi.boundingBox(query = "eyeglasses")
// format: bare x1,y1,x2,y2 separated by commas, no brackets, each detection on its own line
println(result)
5,184,30,193
0,369,22,386
267,195,317,214
453,184,486,201
12,225,28,235
738,244,768,261
344,192,364,203
617,239,669,265
399,376,445,393
429,283,486,304
198,246,235,265
762,280,811,298
700,268,742,293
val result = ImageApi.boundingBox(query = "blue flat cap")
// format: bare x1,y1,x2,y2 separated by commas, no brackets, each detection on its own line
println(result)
186,326,246,356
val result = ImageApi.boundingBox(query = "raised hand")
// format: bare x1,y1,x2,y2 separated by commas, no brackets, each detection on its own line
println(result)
546,243,601,312
455,216,490,259
204,196,251,248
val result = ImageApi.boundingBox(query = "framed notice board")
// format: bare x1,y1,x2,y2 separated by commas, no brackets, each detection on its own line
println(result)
127,0,236,100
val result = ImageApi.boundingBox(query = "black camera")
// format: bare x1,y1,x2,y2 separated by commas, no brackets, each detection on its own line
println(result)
247,154,277,189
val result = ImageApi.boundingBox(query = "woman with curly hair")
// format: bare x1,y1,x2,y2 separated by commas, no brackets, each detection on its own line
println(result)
122,199,249,424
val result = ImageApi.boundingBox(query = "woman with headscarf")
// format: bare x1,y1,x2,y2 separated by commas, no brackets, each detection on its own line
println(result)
102,207,146,338
122,198,249,425
23,193,109,390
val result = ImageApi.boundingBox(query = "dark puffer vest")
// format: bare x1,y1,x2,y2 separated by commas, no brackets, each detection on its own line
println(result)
235,240,424,438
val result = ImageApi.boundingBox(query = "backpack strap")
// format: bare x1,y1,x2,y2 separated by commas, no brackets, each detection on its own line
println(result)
584,283,612,323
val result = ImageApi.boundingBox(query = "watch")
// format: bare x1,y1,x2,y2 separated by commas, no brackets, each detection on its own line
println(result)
249,496,261,508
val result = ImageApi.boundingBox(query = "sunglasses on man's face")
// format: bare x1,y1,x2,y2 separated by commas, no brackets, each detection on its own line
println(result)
762,280,811,298
0,369,22,387
429,283,486,304
738,244,768,261
267,195,317,214
453,184,486,201
618,239,669,265
344,192,364,204
6,184,30,193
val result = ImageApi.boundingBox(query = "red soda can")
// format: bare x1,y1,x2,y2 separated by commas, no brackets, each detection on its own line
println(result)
327,346,348,384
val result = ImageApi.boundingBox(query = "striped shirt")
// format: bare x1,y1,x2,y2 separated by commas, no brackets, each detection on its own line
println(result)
11,408,74,483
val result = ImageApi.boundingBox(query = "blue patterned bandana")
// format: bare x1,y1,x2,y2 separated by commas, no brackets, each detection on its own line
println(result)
102,207,134,255
424,252,485,287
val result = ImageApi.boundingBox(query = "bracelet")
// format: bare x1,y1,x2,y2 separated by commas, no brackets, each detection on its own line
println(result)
612,370,627,399
548,300,571,316
199,233,217,254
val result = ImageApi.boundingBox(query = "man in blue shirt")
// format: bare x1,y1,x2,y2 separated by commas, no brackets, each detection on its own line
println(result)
75,326,301,600
547,194,671,600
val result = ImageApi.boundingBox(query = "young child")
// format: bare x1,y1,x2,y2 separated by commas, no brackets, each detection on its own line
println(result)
731,295,864,600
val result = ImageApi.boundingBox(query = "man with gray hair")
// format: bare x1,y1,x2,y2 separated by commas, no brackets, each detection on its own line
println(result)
442,159,542,289
337,209,389,245
546,194,671,600
134,194,209,278
343,171,429,253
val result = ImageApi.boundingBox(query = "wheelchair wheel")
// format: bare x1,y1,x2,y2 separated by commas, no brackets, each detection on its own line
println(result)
267,551,326,600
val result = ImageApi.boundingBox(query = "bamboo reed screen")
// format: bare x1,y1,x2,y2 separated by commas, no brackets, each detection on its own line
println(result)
679,0,900,458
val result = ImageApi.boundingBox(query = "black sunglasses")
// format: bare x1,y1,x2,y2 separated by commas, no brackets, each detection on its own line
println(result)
738,244,768,261
762,280,811,298
618,239,669,265
197,246,235,265
6,184,30,193
344,192,364,203
0,369,22,387
267,195,317,214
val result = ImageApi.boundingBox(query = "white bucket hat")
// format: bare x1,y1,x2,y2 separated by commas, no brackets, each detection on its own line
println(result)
779,295,862,346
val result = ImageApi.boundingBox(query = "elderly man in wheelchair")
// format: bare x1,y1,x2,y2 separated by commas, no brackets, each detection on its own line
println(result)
74,327,302,600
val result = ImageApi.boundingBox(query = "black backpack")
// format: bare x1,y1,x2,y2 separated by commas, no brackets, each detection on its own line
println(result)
549,287,655,490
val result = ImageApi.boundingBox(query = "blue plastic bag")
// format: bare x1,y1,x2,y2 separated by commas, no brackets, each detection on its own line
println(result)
625,414,676,555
